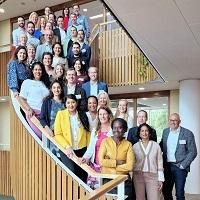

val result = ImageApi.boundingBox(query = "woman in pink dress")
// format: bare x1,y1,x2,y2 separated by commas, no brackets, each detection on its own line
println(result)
78,106,113,188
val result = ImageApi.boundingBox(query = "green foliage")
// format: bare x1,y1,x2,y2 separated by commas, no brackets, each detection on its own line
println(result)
137,54,149,79
148,109,168,142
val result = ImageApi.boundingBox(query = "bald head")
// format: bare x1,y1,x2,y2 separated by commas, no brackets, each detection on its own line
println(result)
169,113,181,130
44,30,53,43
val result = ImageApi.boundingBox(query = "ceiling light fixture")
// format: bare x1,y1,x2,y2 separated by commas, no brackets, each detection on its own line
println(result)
0,8,4,13
138,87,145,91
0,98,6,101
90,12,111,20
90,14,103,20
83,8,87,12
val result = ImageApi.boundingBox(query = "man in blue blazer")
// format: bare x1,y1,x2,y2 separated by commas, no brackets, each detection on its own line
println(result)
160,113,197,200
82,66,108,97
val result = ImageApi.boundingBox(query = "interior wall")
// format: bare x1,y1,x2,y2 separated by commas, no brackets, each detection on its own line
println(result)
0,101,10,150
170,89,179,114
0,19,11,53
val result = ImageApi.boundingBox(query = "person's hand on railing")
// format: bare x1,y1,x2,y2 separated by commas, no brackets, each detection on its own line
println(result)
44,126,54,137
77,157,89,165
158,181,163,191
104,155,110,159
26,108,34,118
66,147,74,158
13,91,19,98
116,160,126,165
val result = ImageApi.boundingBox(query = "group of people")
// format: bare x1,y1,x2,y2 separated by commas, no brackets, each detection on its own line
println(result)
7,3,198,200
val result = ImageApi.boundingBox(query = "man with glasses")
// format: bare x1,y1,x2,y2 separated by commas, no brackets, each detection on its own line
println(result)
36,30,53,61
160,113,197,200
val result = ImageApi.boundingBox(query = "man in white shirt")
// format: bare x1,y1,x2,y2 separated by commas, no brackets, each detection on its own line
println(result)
26,21,40,48
53,16,66,45
63,68,87,111
12,16,26,47
161,113,197,200
35,30,53,61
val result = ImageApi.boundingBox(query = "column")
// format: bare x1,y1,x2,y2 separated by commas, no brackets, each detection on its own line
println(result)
179,79,200,194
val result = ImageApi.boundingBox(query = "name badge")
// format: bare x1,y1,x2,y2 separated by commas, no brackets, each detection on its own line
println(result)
179,140,186,144
81,49,86,53
78,78,84,82
75,94,81,99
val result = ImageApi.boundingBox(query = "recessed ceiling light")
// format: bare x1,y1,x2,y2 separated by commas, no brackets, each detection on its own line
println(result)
163,103,167,106
141,98,147,100
90,14,103,20
0,8,5,13
138,87,145,91
83,8,87,12
0,98,6,101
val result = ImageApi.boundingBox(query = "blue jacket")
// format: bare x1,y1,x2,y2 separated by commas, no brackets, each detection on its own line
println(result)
82,81,108,97
160,126,197,172
40,98,53,128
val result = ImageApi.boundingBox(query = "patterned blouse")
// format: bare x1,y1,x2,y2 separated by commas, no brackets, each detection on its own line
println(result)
7,60,29,92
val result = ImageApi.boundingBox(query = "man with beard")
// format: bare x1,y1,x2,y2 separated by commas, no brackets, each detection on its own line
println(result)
12,16,26,47
26,21,40,48
67,42,89,72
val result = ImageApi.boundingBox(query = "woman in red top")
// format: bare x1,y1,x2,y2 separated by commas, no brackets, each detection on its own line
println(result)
63,7,70,31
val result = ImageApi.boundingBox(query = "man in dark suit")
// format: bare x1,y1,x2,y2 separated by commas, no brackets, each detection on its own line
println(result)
63,68,87,111
77,30,91,62
53,16,66,45
67,42,89,71
160,113,197,200
127,110,157,145
82,66,108,97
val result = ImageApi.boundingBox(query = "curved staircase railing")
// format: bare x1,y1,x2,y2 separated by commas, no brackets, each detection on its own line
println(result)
10,91,128,200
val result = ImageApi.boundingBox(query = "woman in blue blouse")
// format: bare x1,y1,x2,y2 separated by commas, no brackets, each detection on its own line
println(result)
7,46,29,97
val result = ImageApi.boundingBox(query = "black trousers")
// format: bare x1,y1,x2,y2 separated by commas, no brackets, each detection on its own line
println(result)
60,147,88,183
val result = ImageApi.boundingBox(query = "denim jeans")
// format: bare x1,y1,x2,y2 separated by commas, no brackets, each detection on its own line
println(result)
163,163,188,200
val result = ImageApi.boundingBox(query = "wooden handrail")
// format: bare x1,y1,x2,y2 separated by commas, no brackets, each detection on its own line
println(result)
14,95,127,197
99,20,116,27
88,175,127,200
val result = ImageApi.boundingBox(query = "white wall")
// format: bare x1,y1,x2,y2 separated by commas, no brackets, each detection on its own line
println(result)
170,89,179,114
0,19,11,53
0,101,10,150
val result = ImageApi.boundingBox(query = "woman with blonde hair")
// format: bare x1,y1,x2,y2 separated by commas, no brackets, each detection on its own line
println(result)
79,106,113,166
29,12,41,39
115,99,133,137
53,64,65,83
97,91,110,109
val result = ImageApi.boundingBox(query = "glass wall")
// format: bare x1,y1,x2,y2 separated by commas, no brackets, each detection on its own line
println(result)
110,96,169,142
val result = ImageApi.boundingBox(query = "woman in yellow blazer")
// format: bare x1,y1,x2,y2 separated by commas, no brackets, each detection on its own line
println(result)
99,118,135,199
54,94,90,182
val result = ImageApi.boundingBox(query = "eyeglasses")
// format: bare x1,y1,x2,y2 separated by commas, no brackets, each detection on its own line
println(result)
169,119,179,122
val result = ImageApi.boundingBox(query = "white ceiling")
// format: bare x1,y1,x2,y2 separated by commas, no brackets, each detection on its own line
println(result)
104,0,200,92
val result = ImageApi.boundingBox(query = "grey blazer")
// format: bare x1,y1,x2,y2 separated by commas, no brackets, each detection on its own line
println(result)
161,126,197,171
